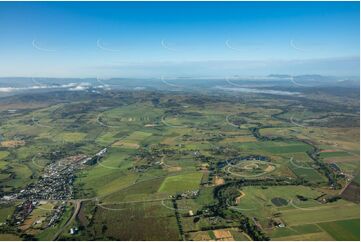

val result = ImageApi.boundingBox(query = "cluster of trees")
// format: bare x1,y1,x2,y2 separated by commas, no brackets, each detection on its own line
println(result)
201,182,270,241
306,143,340,188
240,216,269,241
172,199,185,240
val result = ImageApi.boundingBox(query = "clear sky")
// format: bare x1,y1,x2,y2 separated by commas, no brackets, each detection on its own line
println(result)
0,1,359,77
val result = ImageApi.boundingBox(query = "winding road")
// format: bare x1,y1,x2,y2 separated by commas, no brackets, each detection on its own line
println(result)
53,199,83,241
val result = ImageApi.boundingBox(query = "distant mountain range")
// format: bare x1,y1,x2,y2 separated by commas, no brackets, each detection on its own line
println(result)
0,74,358,97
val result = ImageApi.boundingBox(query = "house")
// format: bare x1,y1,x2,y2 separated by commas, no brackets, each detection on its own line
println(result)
70,227,78,235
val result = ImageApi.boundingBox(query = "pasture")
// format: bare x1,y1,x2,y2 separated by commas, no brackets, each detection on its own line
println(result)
158,172,203,194
0,151,10,160
317,218,359,241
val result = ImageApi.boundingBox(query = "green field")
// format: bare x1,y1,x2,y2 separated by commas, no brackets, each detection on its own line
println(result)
317,218,360,241
0,151,10,160
0,204,17,223
102,177,166,202
281,203,359,226
288,165,326,183
0,161,7,169
158,172,203,194
320,151,353,158
271,224,322,238
57,132,87,142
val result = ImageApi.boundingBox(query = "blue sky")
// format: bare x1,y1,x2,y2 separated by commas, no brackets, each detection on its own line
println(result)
0,1,359,77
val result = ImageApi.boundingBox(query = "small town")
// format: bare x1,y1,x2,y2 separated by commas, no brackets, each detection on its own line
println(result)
0,148,108,238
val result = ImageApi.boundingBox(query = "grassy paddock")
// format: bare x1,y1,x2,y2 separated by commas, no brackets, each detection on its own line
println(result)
317,218,360,241
158,172,203,194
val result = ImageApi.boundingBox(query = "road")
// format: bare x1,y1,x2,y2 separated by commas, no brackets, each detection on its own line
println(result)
52,199,83,241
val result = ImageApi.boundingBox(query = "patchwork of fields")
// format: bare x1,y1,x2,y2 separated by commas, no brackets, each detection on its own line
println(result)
0,90,359,240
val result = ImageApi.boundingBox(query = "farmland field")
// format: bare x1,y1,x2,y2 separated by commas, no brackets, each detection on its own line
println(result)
88,201,180,240
158,172,203,194
317,218,360,240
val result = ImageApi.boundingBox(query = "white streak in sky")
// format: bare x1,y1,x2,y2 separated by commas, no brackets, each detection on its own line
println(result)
290,39,306,52
225,40,242,52
32,39,56,52
289,76,310,87
161,76,182,88
225,77,243,87
97,39,121,52
161,40,177,52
